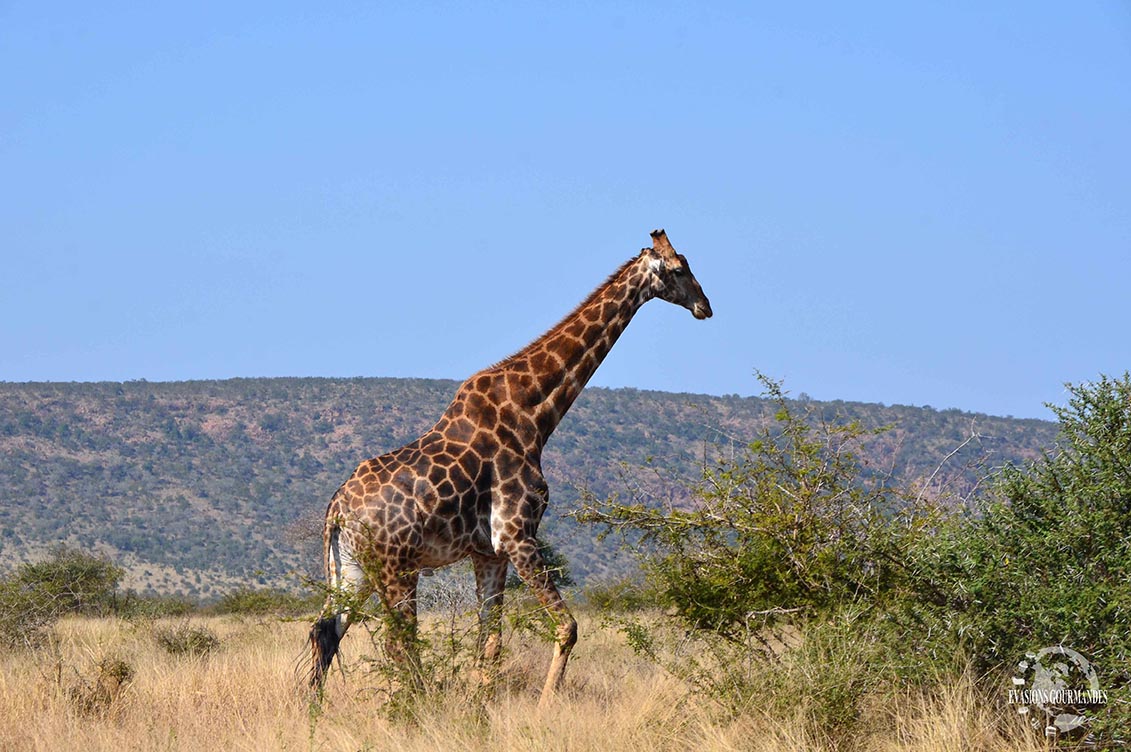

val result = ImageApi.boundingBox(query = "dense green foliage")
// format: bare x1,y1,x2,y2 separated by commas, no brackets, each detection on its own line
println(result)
904,374,1131,738
579,376,918,635
0,377,1055,595
585,374,1131,743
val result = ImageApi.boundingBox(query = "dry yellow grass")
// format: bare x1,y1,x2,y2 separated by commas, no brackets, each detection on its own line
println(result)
0,614,1049,752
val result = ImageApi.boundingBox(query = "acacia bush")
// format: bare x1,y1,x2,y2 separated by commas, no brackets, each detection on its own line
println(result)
581,574,654,612
905,374,1131,739
582,373,1131,745
579,375,921,637
0,547,122,649
116,593,197,618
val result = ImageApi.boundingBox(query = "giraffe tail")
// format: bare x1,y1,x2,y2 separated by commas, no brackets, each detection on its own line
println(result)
308,513,342,689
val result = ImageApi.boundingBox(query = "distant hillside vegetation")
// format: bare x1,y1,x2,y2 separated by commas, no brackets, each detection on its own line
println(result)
0,378,1056,597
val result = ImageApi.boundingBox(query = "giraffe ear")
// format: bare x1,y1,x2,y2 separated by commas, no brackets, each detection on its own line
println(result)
650,229,676,257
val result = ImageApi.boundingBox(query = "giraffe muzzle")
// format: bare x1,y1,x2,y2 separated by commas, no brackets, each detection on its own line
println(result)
692,300,713,320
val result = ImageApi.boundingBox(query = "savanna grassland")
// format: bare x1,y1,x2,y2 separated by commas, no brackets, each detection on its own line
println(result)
0,612,1048,752
3,374,1127,749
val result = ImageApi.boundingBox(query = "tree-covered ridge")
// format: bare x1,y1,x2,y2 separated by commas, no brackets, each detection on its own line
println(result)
0,377,1056,597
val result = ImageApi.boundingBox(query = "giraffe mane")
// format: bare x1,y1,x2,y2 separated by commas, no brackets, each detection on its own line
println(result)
481,255,641,372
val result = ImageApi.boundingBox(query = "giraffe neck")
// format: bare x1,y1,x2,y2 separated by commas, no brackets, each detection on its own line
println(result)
494,255,654,443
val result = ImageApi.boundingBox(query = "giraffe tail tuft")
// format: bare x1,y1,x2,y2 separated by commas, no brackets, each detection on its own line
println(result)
309,510,343,689
308,616,340,689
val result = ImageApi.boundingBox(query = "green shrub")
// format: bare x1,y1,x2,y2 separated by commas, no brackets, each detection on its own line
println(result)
904,374,1131,740
118,593,198,618
210,587,321,617
574,374,939,747
0,547,122,649
579,372,1131,743
579,374,917,637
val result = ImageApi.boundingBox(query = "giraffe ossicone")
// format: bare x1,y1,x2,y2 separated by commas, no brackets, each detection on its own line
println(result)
309,229,712,706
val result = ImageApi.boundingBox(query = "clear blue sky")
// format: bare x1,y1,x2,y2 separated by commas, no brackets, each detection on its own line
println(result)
3,2,1128,420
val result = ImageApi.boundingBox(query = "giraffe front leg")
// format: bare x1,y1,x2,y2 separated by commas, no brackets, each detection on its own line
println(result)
472,552,509,665
503,535,577,708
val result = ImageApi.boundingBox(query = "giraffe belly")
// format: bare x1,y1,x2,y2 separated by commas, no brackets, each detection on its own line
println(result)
416,537,474,569
416,517,494,569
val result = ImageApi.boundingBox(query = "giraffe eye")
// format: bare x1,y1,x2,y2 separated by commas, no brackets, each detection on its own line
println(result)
671,267,685,276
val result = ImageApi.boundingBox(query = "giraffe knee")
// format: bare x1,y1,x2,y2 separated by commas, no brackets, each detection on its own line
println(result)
557,616,578,649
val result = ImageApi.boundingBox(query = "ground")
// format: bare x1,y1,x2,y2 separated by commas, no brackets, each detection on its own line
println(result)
0,614,1047,751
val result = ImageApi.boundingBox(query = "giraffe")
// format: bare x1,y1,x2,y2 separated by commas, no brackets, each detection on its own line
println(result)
309,229,712,706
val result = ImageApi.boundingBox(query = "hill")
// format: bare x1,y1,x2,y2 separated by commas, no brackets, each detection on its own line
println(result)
0,377,1056,597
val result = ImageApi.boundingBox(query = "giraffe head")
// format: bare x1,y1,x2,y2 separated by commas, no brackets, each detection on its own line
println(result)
643,229,713,320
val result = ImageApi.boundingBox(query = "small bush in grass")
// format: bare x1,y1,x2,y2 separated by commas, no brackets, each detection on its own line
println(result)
211,587,321,617
66,656,134,717
154,622,220,657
